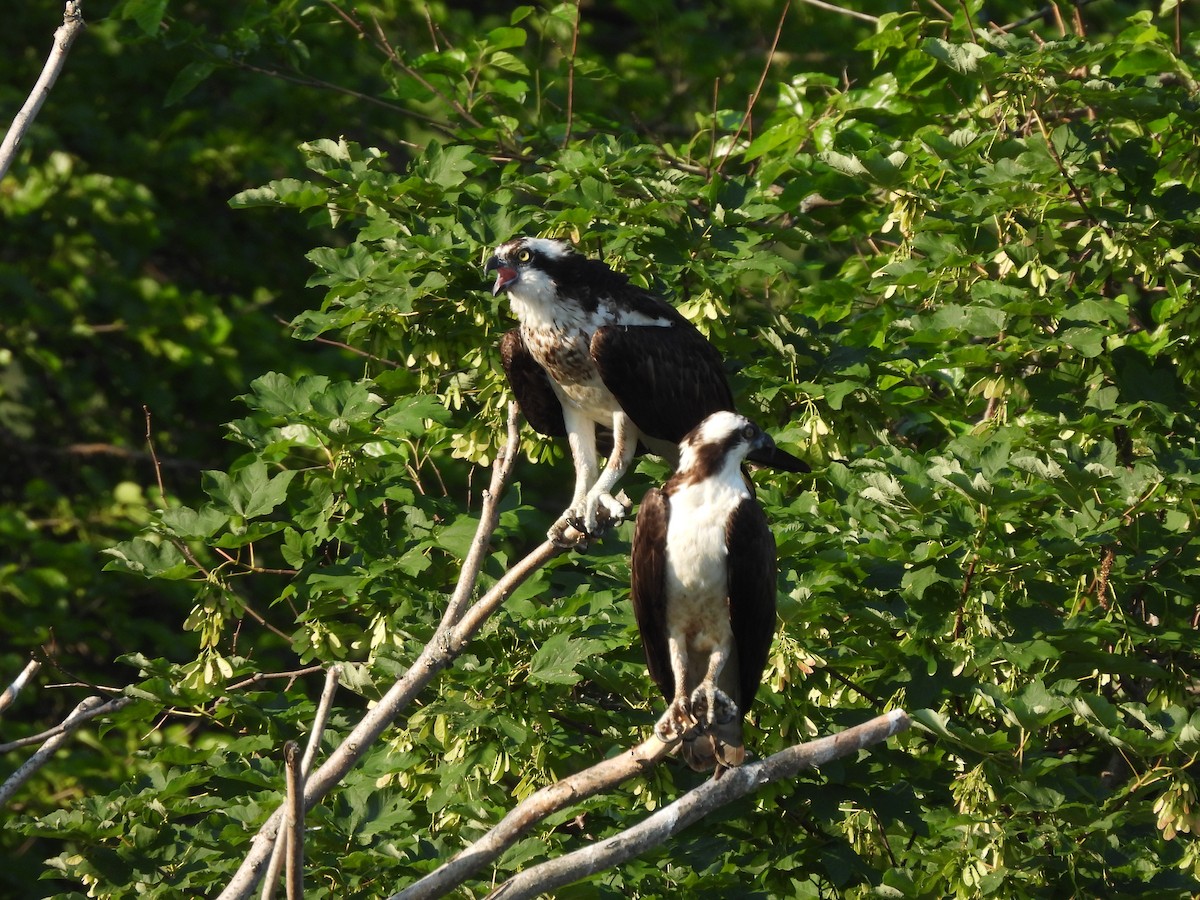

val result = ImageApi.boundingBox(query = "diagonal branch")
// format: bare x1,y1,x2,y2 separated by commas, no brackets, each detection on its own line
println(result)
486,709,911,900
0,695,133,755
0,1,86,180
392,735,674,900
713,0,791,178
217,406,567,900
0,659,41,715
0,696,112,808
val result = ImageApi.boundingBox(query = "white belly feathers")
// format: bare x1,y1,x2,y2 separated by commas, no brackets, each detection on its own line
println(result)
663,475,748,651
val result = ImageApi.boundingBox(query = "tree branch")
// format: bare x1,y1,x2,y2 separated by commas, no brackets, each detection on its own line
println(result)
0,659,41,714
485,709,911,900
216,408,567,900
0,1,86,181
284,742,304,900
0,695,116,807
392,735,674,900
0,695,133,755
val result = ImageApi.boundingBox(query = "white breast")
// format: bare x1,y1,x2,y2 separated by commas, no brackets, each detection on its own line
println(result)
662,473,749,652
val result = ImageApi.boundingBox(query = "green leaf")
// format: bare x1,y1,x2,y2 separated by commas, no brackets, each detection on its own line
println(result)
529,633,607,685
119,0,168,35
165,61,215,106
103,538,191,579
922,38,989,74
203,463,297,519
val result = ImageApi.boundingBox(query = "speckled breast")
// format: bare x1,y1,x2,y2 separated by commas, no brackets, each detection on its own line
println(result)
522,324,617,417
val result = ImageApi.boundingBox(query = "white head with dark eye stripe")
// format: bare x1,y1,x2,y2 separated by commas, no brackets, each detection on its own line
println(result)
676,411,775,483
484,237,577,317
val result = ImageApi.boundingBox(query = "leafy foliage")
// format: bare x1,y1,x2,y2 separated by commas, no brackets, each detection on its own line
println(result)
6,1,1200,898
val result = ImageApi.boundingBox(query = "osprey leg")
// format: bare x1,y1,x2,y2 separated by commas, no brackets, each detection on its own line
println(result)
549,407,601,546
654,631,697,743
578,411,638,533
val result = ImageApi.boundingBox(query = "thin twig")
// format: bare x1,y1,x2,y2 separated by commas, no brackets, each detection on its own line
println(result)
143,405,167,504
393,735,673,900
0,659,41,715
714,0,791,178
284,742,304,900
228,666,327,693
561,0,582,148
486,710,911,900
0,1,86,180
793,0,877,24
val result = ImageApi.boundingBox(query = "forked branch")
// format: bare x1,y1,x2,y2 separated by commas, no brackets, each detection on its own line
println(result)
218,404,568,900
486,709,911,900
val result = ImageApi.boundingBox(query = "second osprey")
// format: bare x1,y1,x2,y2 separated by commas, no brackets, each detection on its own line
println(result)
485,236,806,544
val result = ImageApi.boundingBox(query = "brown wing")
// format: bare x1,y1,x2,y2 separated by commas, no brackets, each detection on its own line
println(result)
591,324,735,446
499,329,565,438
630,487,673,700
725,497,778,713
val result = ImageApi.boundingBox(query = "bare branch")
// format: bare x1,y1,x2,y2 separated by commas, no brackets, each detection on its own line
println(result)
393,735,673,900
486,710,911,900
441,402,522,628
0,2,86,180
217,413,566,900
0,659,41,715
284,742,304,900
0,695,113,807
0,695,133,754
793,0,877,24
300,665,341,777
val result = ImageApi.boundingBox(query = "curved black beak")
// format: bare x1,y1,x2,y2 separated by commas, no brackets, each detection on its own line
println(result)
747,430,810,473
485,255,518,296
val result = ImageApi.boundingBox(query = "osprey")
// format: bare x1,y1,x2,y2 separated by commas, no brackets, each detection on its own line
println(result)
630,410,778,772
484,236,806,544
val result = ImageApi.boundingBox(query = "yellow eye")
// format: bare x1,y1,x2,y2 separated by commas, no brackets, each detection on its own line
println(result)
517,249,532,263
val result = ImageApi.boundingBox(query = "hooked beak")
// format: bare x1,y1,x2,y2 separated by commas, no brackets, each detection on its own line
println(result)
485,255,518,296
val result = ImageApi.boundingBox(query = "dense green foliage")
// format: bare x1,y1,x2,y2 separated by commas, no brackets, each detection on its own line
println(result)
5,0,1200,897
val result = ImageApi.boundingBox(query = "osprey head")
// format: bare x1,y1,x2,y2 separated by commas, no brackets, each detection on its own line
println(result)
484,236,575,297
678,411,775,478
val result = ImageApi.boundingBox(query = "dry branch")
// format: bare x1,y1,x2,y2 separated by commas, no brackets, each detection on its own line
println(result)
218,404,569,900
0,695,133,755
284,742,304,900
0,659,41,715
0,695,107,808
0,2,86,180
393,735,674,900
485,709,911,900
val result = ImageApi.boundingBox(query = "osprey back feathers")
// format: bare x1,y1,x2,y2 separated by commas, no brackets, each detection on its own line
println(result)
485,236,807,545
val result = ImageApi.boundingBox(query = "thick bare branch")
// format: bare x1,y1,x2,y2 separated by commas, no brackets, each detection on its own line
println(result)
486,709,911,900
0,695,107,807
217,413,566,900
284,742,304,900
393,735,674,900
0,2,86,181
0,659,41,714
300,665,341,778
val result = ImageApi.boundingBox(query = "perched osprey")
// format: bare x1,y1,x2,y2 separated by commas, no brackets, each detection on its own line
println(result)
630,411,778,772
484,236,806,544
